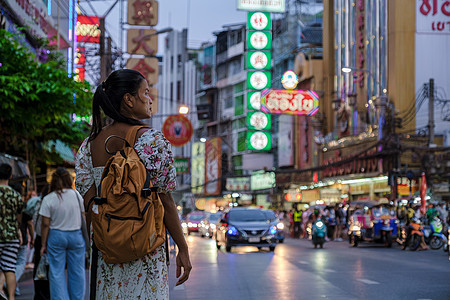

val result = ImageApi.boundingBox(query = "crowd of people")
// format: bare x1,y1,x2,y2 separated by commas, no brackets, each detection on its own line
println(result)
0,69,192,300
276,201,449,244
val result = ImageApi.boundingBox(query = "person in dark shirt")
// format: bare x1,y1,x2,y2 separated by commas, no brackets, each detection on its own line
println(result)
0,164,23,300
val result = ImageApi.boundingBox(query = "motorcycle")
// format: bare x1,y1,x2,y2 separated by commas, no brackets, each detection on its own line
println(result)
403,218,424,251
312,218,327,248
426,217,447,250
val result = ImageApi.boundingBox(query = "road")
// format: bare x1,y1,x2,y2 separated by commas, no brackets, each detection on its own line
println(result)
17,235,450,300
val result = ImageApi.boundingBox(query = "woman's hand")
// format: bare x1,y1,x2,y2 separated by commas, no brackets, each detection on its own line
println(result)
40,245,47,257
175,248,192,286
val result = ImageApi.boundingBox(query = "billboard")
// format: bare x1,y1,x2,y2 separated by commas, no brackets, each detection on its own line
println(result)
237,0,286,13
250,171,276,190
162,115,193,147
261,89,319,116
278,115,294,167
76,15,100,43
204,138,222,196
191,142,205,194
127,29,158,56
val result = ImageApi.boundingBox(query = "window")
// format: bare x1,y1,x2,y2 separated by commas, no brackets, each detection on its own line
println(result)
177,81,181,101
234,95,244,116
217,64,227,81
170,82,173,102
237,132,246,152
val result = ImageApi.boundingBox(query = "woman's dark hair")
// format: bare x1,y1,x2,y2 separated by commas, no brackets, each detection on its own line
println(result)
89,69,146,141
0,163,12,180
50,167,73,197
40,183,50,198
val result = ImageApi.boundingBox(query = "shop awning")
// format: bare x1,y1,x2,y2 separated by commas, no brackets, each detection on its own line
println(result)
0,153,30,181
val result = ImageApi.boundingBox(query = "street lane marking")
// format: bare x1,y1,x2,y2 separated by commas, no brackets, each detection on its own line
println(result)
298,260,309,264
357,279,380,285
173,284,185,290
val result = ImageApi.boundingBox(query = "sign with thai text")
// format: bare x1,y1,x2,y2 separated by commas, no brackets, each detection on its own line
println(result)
416,0,450,33
238,0,286,13
204,138,222,196
174,157,190,174
250,171,276,190
260,89,319,115
226,177,251,191
127,0,158,26
76,16,100,43
6,0,53,39
191,142,205,194
126,57,159,85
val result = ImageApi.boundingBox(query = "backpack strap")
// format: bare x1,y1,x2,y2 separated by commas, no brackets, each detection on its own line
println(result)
125,125,151,146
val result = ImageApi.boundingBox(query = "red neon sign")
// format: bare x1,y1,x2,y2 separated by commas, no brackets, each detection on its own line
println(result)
261,89,319,116
76,15,101,43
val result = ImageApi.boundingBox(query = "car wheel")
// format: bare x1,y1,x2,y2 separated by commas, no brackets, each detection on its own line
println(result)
429,236,444,250
385,232,392,248
279,238,284,244
226,246,232,252
201,234,205,238
269,246,276,251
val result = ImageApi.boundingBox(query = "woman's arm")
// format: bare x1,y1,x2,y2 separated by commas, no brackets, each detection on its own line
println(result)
40,216,50,257
159,193,192,285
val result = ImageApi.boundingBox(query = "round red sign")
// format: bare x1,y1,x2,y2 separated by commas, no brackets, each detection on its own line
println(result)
162,115,193,147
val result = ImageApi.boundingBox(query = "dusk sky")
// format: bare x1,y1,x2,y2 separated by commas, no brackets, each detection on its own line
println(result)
79,0,248,53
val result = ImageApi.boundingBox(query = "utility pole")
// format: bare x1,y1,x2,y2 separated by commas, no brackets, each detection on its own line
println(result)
428,78,435,147
99,18,106,83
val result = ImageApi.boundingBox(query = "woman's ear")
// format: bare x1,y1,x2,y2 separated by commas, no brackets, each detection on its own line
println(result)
123,93,134,108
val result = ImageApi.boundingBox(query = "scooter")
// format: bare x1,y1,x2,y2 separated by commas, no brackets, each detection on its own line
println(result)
403,218,424,251
312,218,327,249
427,217,447,250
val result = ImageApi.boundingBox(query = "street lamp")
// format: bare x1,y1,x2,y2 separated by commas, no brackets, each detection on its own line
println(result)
179,105,189,114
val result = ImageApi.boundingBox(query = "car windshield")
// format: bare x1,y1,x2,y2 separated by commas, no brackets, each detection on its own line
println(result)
262,210,276,221
229,210,268,222
209,213,222,223
188,214,204,221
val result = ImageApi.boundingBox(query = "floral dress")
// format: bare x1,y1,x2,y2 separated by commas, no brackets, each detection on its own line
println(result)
75,129,177,300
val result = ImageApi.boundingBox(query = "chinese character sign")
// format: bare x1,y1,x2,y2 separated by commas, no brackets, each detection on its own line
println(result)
126,58,159,85
127,29,158,56
127,0,158,26
247,31,272,50
247,51,271,70
248,12,271,30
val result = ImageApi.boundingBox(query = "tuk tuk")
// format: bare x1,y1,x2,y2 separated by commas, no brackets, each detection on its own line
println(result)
348,200,398,247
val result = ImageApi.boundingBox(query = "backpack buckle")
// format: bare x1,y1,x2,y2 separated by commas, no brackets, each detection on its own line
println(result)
142,187,158,198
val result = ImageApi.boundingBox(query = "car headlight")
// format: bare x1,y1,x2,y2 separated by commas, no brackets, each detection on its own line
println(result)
188,222,193,227
193,223,198,228
227,226,239,236
269,225,277,235
276,222,284,230
350,225,360,231
181,223,187,228
210,224,216,230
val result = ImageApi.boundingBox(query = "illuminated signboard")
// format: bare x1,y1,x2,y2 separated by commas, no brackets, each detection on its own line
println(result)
260,89,319,116
174,157,190,174
247,71,271,90
250,171,276,190
247,111,271,130
76,15,101,43
238,0,286,13
246,51,271,70
247,91,262,110
246,131,271,151
247,31,272,50
247,12,271,31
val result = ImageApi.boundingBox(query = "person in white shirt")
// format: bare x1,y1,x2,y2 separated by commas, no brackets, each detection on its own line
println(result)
39,168,86,300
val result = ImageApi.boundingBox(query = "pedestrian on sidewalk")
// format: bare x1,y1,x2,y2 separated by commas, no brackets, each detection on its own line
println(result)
75,69,191,300
9,182,34,296
32,184,51,300
39,168,86,300
0,163,23,300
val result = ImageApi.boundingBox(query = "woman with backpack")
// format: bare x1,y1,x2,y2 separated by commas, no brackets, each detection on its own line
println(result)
39,168,86,300
75,69,192,300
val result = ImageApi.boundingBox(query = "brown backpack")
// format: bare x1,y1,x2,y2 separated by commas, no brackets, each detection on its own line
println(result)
89,126,165,264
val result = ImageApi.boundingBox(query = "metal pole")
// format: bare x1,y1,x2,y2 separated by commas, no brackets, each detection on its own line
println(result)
99,18,106,83
428,78,435,147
